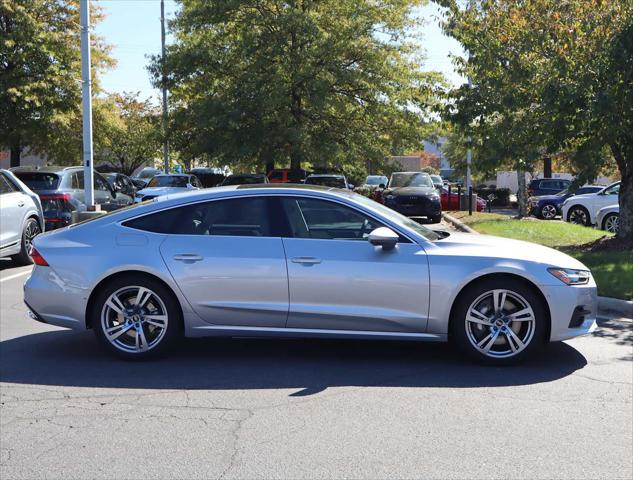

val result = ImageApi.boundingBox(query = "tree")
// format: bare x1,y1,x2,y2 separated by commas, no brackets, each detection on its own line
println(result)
150,0,442,173
94,93,162,176
0,0,112,166
439,0,633,239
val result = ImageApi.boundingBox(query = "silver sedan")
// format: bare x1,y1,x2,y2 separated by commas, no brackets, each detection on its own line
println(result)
24,185,597,364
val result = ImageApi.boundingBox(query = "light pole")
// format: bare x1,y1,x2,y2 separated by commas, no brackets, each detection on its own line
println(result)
80,0,95,208
161,0,170,173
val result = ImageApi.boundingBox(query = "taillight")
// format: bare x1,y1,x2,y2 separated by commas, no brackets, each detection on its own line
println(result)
29,247,49,266
40,193,72,213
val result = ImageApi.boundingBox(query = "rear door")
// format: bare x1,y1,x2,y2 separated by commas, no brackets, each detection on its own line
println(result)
279,196,430,333
156,196,289,327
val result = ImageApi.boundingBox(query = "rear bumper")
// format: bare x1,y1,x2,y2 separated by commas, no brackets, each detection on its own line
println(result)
23,266,88,330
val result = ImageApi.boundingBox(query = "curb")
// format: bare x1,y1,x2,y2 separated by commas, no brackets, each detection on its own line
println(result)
598,296,633,319
442,212,479,234
441,213,632,319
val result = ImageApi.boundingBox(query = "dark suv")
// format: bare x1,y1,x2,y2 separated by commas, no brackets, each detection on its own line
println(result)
527,178,571,197
12,166,133,230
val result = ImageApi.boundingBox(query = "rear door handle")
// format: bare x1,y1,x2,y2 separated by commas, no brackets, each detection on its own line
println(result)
173,254,203,262
291,256,322,265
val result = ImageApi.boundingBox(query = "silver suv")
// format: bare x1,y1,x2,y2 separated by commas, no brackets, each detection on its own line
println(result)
0,169,44,264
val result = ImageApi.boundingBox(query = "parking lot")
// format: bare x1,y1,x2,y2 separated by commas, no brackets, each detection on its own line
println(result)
1,254,631,480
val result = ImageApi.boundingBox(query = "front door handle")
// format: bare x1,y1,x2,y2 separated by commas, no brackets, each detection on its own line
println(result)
291,256,322,265
173,254,203,262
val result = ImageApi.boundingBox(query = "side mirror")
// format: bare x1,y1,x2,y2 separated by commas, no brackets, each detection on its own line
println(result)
348,184,355,190
186,183,194,189
368,227,398,250
378,183,386,189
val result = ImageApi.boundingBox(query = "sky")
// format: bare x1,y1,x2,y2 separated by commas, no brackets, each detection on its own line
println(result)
94,0,465,102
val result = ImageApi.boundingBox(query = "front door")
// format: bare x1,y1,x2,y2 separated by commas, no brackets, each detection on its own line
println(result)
279,197,430,333
159,196,288,327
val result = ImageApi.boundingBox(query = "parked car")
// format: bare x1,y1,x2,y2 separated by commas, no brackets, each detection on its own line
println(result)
595,204,619,234
440,187,486,211
24,184,597,364
134,174,202,203
12,166,133,230
189,167,226,187
220,174,269,186
527,178,571,197
132,167,162,188
267,168,307,183
103,172,138,198
363,175,388,189
0,169,44,264
528,185,604,220
304,174,352,189
561,181,620,226
383,172,442,223
430,175,443,190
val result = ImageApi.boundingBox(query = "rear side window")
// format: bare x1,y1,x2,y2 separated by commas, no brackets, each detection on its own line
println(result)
123,197,274,237
14,172,60,191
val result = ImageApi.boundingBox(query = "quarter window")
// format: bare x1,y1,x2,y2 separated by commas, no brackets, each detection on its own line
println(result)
124,197,273,237
280,197,383,240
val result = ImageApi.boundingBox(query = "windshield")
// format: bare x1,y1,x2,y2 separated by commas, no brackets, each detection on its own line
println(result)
430,175,442,184
389,172,433,188
365,176,387,186
138,169,160,179
351,193,440,241
306,176,346,188
147,176,190,188
13,172,60,191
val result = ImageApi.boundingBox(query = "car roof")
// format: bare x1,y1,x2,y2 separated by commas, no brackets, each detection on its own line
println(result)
11,165,83,174
307,174,344,177
392,171,430,175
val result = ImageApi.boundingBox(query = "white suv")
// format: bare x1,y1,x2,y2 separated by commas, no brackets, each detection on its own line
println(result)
561,181,620,226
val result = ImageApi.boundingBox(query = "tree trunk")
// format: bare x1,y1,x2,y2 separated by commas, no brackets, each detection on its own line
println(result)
10,143,22,168
611,143,632,241
516,167,528,218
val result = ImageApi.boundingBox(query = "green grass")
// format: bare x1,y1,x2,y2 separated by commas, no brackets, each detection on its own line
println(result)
448,211,632,300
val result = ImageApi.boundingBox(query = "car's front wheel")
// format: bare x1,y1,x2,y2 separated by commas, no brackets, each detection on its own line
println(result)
451,278,547,364
539,204,558,220
602,213,619,233
567,205,590,226
429,214,442,224
92,275,181,359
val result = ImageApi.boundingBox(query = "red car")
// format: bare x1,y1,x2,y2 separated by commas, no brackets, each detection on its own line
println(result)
440,187,486,211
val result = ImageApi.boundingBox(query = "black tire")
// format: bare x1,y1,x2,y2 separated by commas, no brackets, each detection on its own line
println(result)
92,274,182,360
11,217,41,266
450,277,547,365
429,214,442,224
538,204,558,220
567,205,591,226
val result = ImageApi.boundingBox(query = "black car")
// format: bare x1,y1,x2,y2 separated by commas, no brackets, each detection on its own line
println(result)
189,167,226,187
383,172,442,223
304,174,353,189
12,166,133,230
102,172,138,198
220,173,269,186
527,178,571,197
132,167,162,188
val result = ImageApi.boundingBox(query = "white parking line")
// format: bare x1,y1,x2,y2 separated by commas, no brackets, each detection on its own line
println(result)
0,268,33,283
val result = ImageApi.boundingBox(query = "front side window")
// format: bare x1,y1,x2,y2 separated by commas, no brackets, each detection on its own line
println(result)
280,197,383,240
603,183,620,195
124,197,272,237
94,174,110,192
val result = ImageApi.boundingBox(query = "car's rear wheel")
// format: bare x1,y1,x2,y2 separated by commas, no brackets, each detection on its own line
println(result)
451,278,547,365
539,204,557,220
568,205,590,226
92,275,181,359
602,213,619,233
11,217,41,265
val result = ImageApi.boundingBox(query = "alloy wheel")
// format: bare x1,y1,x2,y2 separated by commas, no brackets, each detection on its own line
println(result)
603,214,619,234
568,207,588,225
464,289,536,358
24,220,41,254
540,204,557,220
100,286,169,353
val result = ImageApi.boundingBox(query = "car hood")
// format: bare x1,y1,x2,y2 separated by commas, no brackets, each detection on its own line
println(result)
432,231,588,270
387,186,437,196
137,187,192,196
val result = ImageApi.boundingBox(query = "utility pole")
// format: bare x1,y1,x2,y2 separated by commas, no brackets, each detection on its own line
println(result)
161,0,170,173
80,0,95,208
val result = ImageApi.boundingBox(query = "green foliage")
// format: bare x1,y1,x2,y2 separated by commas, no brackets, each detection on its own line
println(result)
420,165,439,175
151,0,442,173
0,0,113,165
441,0,633,238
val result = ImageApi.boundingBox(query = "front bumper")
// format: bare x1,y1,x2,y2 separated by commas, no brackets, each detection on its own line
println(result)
544,282,598,342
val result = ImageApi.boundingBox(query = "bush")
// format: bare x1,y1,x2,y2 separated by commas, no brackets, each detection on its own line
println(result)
473,187,511,206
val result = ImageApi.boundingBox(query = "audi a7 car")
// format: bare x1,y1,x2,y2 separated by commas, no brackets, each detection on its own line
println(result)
24,185,597,364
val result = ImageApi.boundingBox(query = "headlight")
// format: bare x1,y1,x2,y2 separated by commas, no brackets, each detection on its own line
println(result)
384,194,395,201
548,268,591,285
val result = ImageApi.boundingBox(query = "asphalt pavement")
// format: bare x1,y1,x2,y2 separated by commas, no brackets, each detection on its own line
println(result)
1,258,631,480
